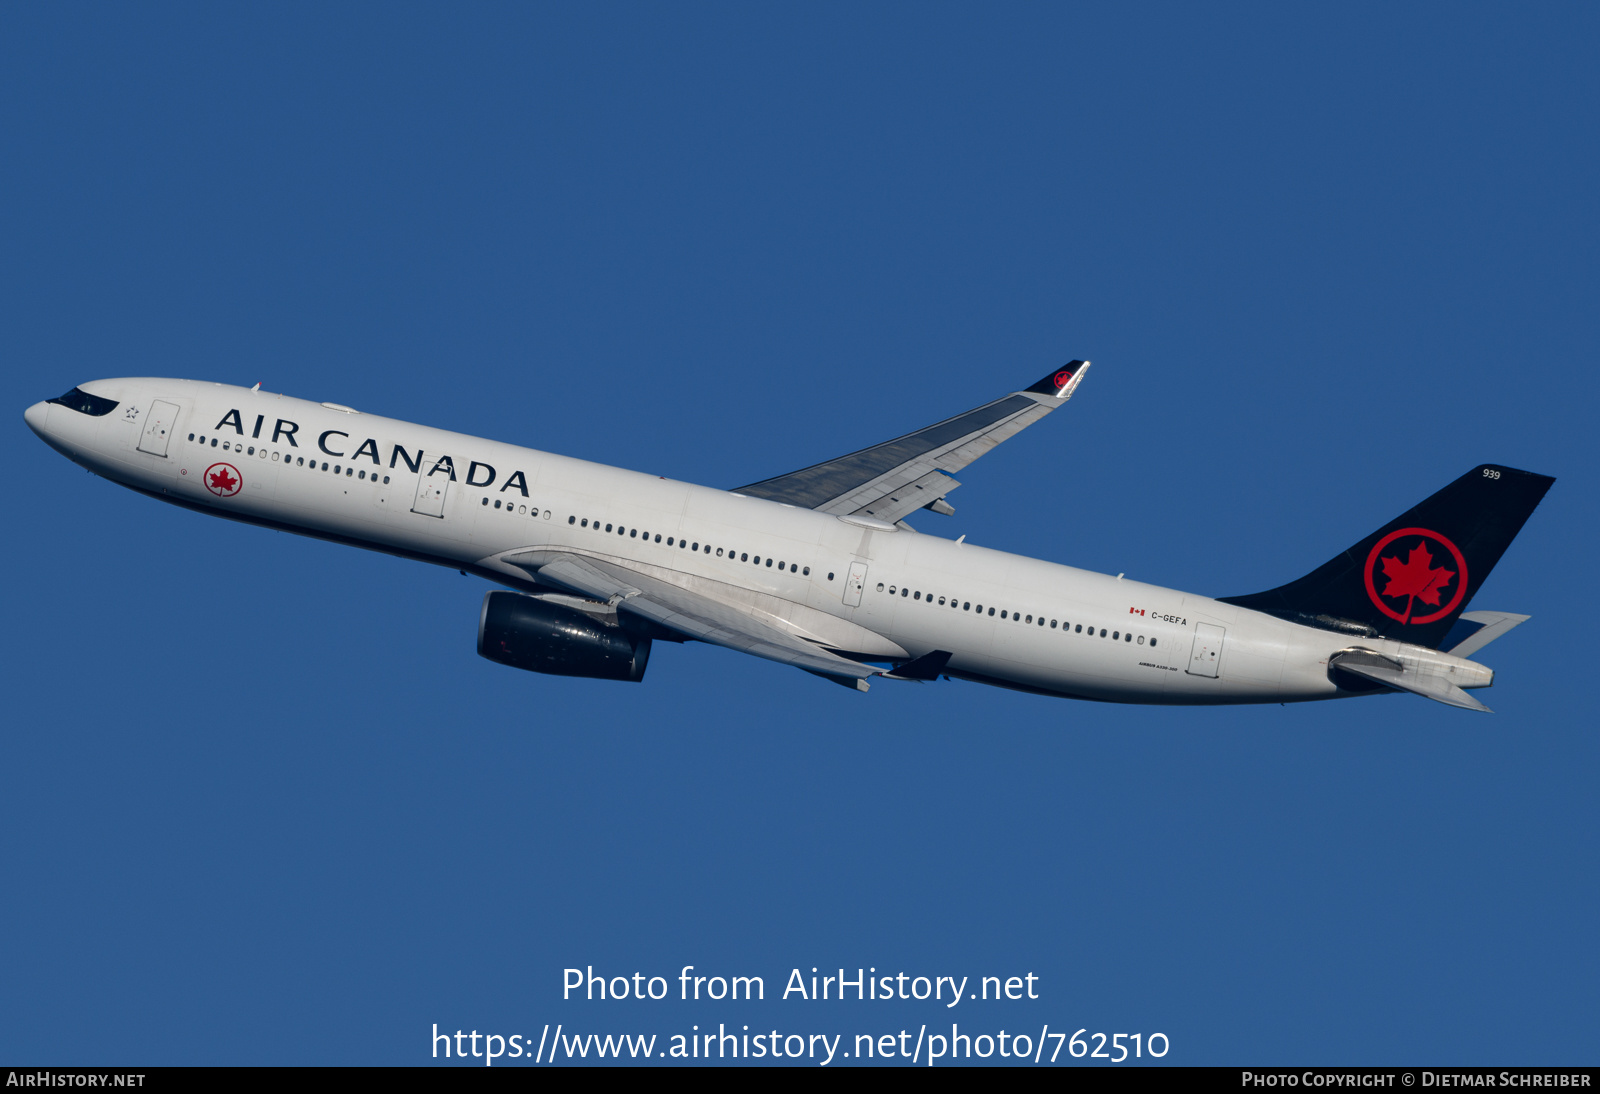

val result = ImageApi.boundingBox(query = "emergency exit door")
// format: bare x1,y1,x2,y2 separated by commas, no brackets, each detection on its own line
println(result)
1187,622,1226,678
842,561,868,607
411,459,451,517
137,400,181,457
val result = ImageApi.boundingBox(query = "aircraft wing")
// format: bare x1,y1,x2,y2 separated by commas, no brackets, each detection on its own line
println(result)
505,552,881,689
732,361,1090,525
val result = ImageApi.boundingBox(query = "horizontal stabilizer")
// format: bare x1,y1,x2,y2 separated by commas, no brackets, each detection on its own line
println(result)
1444,610,1531,659
1329,650,1492,713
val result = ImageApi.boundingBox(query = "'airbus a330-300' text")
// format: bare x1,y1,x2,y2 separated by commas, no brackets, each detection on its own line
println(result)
25,366,1553,711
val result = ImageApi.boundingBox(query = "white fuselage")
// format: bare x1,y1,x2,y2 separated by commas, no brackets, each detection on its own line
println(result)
27,378,1435,704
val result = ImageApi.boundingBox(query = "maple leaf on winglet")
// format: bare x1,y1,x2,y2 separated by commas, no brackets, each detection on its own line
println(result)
1379,542,1455,623
208,467,238,493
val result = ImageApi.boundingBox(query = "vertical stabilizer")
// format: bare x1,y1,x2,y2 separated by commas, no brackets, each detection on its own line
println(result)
1221,465,1554,649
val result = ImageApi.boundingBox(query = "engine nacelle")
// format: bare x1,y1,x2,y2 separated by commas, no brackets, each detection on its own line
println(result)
478,591,651,682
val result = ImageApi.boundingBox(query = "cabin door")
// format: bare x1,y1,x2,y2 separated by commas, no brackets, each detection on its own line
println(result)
842,561,868,607
1186,622,1226,678
411,459,451,517
137,400,181,457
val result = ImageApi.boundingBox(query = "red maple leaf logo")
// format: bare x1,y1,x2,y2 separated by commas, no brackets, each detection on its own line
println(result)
208,466,238,494
1378,542,1455,624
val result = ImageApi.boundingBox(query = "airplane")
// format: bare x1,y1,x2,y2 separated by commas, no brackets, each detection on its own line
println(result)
24,366,1553,712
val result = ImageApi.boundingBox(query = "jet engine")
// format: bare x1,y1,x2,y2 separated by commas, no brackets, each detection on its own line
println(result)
477,591,651,682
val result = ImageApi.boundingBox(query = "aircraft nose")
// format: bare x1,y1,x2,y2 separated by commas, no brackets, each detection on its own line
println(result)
24,400,50,437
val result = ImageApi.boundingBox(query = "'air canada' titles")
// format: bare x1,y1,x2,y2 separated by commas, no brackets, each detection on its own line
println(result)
213,408,531,497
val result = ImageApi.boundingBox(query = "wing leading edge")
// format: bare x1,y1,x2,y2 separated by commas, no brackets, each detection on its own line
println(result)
733,361,1090,524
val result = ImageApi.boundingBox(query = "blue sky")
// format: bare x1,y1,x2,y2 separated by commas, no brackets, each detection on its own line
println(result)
2,3,1595,1065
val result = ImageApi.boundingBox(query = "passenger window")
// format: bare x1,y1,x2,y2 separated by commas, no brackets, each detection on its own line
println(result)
716,548,723,557
1000,610,1007,619
765,559,772,567
1075,624,1082,633
322,462,329,471
740,553,748,562
987,607,994,616
358,470,366,480
383,476,390,484
963,602,970,611
656,535,662,543
223,441,231,450
1113,631,1119,640
481,498,489,506
605,524,613,532
1150,638,1157,648
1038,618,1045,627
901,588,908,597
790,564,798,572
914,591,921,600
668,537,674,546
1100,628,1107,637
630,529,637,538
1138,635,1145,644
247,446,255,455
188,433,195,441
802,566,810,575
211,438,218,447
827,572,834,580
1050,620,1057,628
1025,614,1032,623
938,597,946,605
519,505,526,514
877,583,885,592
1125,633,1132,642
272,452,279,461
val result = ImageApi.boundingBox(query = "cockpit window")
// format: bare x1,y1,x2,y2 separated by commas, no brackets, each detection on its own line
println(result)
48,387,119,417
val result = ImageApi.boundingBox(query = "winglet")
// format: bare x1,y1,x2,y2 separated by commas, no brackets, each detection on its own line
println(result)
1024,360,1091,400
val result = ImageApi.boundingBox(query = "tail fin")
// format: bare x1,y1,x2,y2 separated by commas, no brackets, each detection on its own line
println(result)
1220,464,1554,649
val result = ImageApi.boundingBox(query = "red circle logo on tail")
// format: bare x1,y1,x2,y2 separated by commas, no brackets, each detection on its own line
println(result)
1053,369,1075,390
204,462,242,497
1363,527,1467,625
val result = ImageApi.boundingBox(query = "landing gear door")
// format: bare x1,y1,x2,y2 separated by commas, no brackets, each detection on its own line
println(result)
1187,622,1225,678
137,400,181,457
842,561,868,607
411,460,450,517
